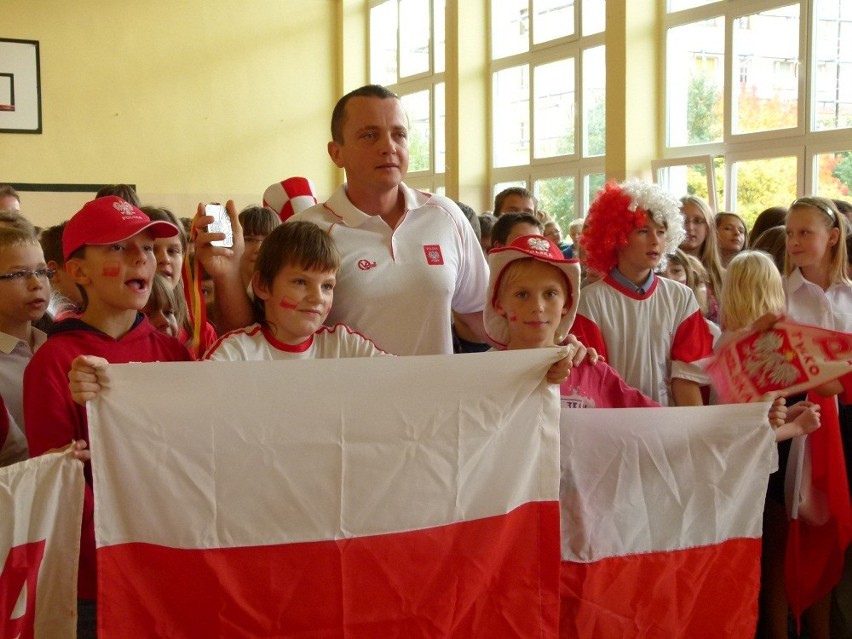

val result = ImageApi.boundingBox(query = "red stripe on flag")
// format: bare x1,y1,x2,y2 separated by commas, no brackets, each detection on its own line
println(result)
559,537,761,638
98,501,560,638
785,393,852,621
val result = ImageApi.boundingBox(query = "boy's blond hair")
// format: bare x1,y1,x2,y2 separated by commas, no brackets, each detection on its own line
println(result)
496,258,568,302
0,226,39,251
0,211,36,235
719,250,785,331
784,197,850,286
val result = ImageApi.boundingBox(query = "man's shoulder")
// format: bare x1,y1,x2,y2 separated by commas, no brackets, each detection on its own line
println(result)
290,202,335,227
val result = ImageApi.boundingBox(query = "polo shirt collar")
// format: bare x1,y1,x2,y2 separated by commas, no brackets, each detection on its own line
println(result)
325,183,422,228
0,327,46,354
786,267,807,293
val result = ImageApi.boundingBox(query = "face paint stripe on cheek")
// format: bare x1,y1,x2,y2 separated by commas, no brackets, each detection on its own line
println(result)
102,261,121,277
279,298,297,309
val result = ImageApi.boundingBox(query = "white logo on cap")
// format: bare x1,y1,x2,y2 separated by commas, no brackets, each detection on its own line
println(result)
113,200,140,220
528,237,550,252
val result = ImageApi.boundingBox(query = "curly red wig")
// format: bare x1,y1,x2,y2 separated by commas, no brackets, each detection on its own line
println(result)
580,182,649,274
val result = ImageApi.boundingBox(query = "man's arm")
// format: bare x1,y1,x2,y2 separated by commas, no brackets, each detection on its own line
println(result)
193,201,254,331
454,310,489,345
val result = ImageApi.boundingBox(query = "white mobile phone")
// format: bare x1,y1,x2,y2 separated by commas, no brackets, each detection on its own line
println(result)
205,203,233,248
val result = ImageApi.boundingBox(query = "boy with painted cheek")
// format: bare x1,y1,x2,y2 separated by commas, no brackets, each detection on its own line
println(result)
23,196,193,616
485,235,658,408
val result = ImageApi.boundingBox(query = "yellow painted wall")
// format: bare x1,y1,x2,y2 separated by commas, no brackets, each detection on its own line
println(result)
2,0,341,226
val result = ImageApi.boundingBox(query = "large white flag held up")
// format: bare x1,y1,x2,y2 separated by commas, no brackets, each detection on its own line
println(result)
0,450,84,638
88,350,563,638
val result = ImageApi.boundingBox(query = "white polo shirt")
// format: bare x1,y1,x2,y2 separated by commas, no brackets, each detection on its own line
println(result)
205,323,387,361
290,184,488,355
784,268,852,332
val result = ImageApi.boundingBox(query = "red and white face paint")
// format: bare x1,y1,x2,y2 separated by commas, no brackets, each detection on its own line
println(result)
495,260,569,349
255,264,337,345
102,260,121,277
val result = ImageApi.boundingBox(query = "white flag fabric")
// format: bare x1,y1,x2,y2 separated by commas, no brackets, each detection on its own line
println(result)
559,403,776,638
0,449,84,638
88,349,563,637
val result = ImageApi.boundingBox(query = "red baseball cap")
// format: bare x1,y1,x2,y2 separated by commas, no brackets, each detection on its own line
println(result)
63,196,179,261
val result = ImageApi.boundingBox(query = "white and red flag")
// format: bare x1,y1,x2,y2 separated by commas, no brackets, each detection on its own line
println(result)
559,403,776,638
0,449,84,638
88,350,563,638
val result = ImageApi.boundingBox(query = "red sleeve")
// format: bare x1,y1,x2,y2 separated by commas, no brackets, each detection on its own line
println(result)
569,314,609,362
671,310,714,364
24,350,87,457
24,346,97,599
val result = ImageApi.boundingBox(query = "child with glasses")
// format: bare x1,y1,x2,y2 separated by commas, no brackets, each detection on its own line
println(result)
0,226,52,452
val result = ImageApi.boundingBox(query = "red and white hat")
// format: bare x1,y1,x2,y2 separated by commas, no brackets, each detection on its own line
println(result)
262,177,318,222
63,196,179,261
485,234,581,347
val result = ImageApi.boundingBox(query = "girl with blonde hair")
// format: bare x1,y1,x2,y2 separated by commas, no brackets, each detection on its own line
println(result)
783,196,850,638
719,249,822,638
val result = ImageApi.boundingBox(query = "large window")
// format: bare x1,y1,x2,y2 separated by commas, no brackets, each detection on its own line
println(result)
662,0,852,226
490,0,606,230
370,0,446,193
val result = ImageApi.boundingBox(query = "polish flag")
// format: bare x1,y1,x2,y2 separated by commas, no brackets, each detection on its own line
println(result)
559,403,777,638
88,350,563,637
0,450,84,638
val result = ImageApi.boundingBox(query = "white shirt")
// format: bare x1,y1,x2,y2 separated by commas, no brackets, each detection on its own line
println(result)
290,184,488,356
575,275,714,405
0,327,47,432
205,323,387,361
784,268,852,332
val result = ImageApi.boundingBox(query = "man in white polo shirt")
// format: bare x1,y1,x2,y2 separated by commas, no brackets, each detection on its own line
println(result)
198,85,488,356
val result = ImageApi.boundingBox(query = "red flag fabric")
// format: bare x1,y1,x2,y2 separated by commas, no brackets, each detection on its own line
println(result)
785,392,852,621
88,350,563,637
706,319,851,403
559,403,777,638
0,449,84,638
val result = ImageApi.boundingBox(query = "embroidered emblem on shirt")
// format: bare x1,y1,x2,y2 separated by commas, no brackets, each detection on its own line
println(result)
423,244,444,266
357,259,377,271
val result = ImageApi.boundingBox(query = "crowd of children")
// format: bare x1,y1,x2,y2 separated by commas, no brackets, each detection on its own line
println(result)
2,168,851,637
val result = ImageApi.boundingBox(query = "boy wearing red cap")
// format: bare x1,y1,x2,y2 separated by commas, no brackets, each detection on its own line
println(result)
23,196,192,630
485,234,658,409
